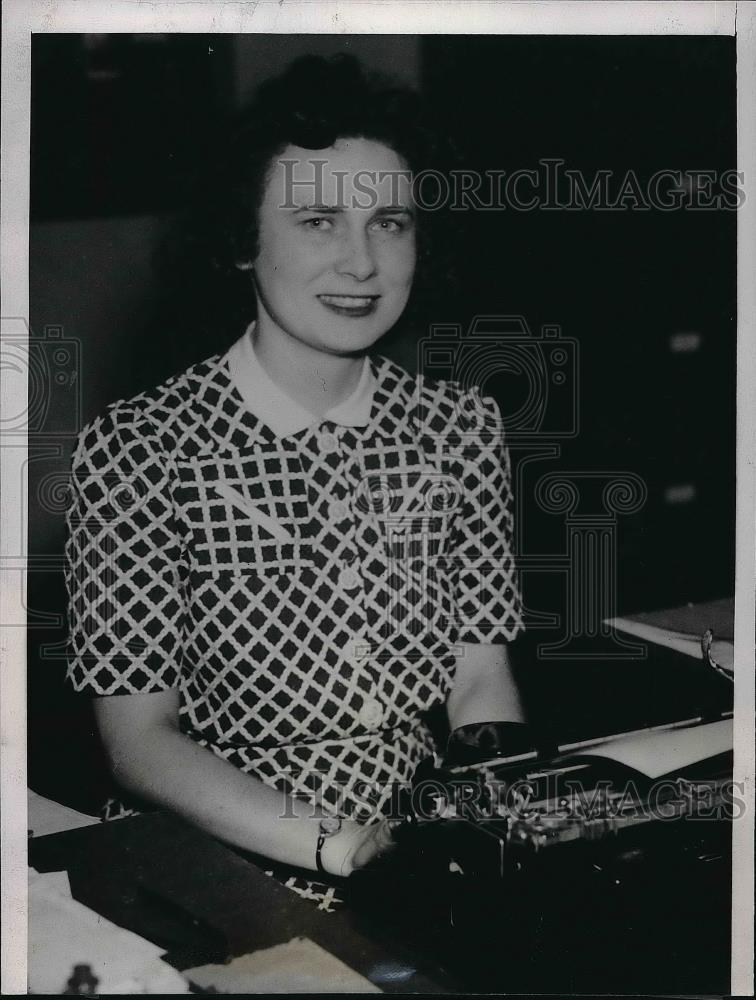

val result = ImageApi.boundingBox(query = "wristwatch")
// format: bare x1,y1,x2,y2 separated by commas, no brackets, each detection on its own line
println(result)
315,816,343,874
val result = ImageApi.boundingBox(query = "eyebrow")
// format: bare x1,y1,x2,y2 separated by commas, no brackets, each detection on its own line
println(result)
292,204,415,216
374,205,415,216
292,204,342,214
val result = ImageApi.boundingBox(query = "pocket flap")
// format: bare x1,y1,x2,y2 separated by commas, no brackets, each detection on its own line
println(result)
175,454,312,574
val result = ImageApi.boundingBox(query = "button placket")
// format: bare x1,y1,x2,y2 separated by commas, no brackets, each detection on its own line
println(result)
304,427,365,599
348,640,385,730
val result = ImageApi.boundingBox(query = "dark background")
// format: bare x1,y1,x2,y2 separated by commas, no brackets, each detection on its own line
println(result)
27,34,736,810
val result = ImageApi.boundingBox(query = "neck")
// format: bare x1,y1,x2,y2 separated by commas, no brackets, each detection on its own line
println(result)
252,312,365,418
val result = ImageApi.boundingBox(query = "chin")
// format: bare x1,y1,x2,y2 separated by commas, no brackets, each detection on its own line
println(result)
315,321,394,356
317,336,382,357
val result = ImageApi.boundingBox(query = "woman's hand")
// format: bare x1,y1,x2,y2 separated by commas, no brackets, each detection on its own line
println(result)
94,690,388,873
319,817,397,877
445,720,538,766
94,690,405,875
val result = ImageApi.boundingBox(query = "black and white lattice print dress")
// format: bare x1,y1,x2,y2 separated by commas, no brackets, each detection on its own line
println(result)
65,345,523,908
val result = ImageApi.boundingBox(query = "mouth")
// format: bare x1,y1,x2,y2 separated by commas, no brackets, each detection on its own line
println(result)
317,294,380,318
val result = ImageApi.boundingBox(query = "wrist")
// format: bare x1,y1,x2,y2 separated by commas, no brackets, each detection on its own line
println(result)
318,818,363,877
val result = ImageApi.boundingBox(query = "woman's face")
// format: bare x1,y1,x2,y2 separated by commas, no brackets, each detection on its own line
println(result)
252,137,416,356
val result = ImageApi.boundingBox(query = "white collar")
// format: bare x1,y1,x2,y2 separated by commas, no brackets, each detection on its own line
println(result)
226,323,376,437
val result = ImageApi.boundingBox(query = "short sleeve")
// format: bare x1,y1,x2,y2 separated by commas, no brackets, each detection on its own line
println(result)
64,407,186,695
449,393,524,644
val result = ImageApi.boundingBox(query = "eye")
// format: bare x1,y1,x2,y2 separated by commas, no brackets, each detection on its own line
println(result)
371,217,405,233
302,217,334,231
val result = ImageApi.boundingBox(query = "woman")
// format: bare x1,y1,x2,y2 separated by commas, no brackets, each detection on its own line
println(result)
65,55,528,903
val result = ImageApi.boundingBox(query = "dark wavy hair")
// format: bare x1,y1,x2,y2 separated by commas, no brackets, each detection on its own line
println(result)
149,54,460,374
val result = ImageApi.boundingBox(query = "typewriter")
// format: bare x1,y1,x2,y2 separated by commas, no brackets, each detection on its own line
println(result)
350,635,736,994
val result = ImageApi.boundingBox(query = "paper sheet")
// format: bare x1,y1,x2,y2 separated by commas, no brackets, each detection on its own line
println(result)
186,936,382,993
606,598,735,671
28,788,101,838
606,618,734,670
609,598,734,639
28,868,189,994
567,719,732,779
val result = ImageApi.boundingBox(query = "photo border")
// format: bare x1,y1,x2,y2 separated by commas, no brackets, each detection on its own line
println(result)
2,2,753,994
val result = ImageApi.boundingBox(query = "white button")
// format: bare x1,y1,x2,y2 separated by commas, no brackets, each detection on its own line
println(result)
339,566,360,591
320,432,339,454
328,499,349,521
359,698,384,729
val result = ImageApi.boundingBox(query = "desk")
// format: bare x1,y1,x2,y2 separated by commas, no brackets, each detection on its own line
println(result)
29,806,459,993
29,754,733,995
28,793,190,994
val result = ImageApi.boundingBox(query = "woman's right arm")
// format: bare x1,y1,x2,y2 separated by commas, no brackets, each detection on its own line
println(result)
66,411,389,876
93,688,392,876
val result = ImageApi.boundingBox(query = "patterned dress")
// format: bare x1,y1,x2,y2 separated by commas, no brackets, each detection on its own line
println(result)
64,333,523,909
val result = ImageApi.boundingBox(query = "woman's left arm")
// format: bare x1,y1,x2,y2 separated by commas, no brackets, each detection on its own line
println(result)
444,390,529,757
446,641,525,730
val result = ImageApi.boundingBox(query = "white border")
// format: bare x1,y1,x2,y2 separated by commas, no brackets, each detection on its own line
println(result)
733,3,756,994
4,0,743,36
1,1,30,995
1,1,751,995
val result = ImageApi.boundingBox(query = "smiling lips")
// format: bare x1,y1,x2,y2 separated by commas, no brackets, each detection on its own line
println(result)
317,294,380,317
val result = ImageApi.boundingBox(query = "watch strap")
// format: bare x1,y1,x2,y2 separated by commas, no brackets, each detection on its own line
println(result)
315,831,327,873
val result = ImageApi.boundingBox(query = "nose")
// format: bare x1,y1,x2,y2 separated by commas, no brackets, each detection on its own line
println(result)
335,228,377,281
